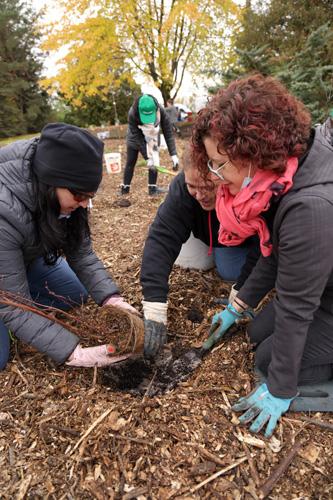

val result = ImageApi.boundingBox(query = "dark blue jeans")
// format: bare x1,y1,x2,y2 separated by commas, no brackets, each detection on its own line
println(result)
213,246,251,282
0,257,88,370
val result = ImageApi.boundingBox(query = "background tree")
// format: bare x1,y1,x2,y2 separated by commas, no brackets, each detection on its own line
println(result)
235,0,333,65
207,0,333,122
0,0,51,138
42,0,240,106
58,77,141,127
277,23,333,123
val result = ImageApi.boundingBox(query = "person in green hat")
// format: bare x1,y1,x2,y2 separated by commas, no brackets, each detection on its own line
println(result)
120,94,179,196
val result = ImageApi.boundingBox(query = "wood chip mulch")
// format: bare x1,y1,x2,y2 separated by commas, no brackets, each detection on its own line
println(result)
0,138,332,499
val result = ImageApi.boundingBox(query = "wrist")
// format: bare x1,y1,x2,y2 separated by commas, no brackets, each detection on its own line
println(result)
142,300,168,323
103,294,120,306
226,303,243,318
231,297,249,314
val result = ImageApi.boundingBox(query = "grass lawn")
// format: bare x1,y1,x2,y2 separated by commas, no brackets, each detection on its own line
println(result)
0,132,39,147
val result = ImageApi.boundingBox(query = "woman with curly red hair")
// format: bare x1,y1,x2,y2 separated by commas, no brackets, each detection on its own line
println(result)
192,74,333,437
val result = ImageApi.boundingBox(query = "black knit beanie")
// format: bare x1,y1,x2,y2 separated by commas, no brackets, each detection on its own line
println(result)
33,123,104,192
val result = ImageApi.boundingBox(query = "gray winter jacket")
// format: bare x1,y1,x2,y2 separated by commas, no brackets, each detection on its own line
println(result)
126,95,177,157
0,138,119,363
238,120,333,398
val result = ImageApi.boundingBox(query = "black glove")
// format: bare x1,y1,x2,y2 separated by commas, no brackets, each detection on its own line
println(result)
144,319,167,359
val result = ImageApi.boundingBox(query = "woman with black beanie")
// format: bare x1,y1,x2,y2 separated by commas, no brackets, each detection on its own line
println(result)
0,123,137,370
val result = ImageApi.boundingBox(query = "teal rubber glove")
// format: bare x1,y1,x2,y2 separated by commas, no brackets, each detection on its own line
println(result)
232,383,295,438
202,304,243,351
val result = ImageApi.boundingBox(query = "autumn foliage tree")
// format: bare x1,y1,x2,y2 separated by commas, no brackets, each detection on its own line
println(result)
42,0,240,106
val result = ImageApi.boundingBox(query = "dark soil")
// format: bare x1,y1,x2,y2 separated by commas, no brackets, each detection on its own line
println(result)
102,345,205,396
0,137,332,499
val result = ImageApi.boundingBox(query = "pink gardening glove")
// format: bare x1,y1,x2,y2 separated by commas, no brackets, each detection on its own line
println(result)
66,344,129,368
104,294,140,316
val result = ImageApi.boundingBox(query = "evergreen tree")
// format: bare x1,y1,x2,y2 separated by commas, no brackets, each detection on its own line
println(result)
277,24,333,123
209,1,333,122
0,0,51,137
235,0,333,63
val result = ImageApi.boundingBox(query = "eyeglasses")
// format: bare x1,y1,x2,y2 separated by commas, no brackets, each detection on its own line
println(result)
68,189,96,202
207,159,232,181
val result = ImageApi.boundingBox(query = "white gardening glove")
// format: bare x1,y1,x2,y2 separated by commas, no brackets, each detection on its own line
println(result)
142,301,168,359
103,294,140,316
66,344,129,368
228,284,239,304
171,154,179,171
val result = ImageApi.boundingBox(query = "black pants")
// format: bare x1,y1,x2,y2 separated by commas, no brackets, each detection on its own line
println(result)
123,145,158,186
248,302,333,385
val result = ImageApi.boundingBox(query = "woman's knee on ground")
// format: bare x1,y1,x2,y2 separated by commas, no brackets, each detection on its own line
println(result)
247,302,275,344
214,246,249,282
253,336,273,376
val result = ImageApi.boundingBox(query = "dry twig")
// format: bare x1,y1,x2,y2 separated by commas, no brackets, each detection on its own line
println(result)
259,440,302,498
298,416,333,433
68,407,113,455
189,456,248,493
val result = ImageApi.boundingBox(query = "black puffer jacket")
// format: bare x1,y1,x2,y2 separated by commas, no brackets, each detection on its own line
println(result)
0,138,119,363
238,121,333,398
141,171,258,302
126,95,177,158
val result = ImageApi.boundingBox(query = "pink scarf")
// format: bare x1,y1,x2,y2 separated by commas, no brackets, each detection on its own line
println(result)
216,157,298,256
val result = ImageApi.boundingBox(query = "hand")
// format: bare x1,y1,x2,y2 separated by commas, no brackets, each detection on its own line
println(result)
228,284,238,303
66,344,129,368
142,300,168,359
232,383,295,438
147,158,156,171
144,319,167,359
104,295,140,316
171,154,179,171
203,304,242,350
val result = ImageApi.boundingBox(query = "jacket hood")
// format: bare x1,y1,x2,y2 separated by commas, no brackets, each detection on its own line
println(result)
291,118,333,192
0,138,38,211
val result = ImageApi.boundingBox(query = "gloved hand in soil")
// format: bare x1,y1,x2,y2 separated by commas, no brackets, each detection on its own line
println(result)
66,344,129,368
232,383,296,438
142,301,168,359
204,303,243,350
228,286,255,319
103,294,140,316
171,154,179,171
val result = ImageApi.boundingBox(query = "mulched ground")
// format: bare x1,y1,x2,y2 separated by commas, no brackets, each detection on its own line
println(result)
0,137,332,499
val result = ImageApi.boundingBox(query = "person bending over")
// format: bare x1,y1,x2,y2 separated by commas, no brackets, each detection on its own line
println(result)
141,148,259,359
120,94,179,196
0,123,137,371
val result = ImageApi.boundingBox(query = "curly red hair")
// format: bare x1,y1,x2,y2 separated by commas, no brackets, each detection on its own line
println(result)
191,74,311,177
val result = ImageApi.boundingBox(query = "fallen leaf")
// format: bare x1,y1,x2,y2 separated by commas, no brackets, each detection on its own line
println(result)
300,444,320,464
